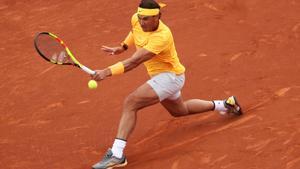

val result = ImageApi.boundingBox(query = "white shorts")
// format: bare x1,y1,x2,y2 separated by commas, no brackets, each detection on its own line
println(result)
147,72,185,101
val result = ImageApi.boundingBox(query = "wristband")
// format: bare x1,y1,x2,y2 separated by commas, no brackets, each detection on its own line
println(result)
108,62,125,75
121,42,128,50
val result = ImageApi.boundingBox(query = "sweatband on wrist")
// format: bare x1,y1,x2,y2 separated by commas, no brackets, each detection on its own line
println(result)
108,62,125,75
121,42,128,50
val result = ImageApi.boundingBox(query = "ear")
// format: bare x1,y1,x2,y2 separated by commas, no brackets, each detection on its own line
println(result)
158,12,161,19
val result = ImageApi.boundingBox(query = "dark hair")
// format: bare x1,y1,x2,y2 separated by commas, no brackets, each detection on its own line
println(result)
139,0,160,9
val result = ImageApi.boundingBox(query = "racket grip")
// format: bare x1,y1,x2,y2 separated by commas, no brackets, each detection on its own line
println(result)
81,65,96,75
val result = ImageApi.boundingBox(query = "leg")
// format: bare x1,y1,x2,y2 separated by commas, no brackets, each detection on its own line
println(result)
161,96,214,117
92,83,159,169
116,82,160,140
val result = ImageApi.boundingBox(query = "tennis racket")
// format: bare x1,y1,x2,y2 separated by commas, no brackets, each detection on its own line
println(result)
34,32,95,75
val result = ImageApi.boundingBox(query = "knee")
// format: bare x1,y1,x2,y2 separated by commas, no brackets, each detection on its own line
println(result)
123,92,141,112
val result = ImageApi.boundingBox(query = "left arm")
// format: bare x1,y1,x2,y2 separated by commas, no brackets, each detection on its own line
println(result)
92,48,155,81
123,48,155,72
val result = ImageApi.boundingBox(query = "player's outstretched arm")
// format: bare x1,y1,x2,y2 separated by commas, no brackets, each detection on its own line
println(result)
123,48,155,72
92,48,155,81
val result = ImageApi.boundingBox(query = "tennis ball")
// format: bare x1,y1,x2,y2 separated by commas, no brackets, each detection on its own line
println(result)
88,80,97,89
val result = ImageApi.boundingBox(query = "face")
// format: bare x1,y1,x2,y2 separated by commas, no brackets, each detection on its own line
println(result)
138,14,160,32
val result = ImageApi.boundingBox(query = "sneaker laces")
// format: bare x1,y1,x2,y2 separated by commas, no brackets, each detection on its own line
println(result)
100,149,113,162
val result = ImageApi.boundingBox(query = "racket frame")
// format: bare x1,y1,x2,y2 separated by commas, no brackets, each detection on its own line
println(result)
34,32,95,75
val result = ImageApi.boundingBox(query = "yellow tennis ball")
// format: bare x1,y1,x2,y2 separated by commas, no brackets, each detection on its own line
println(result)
88,80,97,89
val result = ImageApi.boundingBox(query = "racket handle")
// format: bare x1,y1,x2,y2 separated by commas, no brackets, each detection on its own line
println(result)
81,65,96,75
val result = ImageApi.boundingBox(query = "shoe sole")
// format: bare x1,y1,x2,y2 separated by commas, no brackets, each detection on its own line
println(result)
107,159,128,169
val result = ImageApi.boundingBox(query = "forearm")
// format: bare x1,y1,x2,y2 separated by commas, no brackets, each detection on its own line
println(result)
106,48,155,77
93,49,152,81
105,54,144,77
122,54,145,72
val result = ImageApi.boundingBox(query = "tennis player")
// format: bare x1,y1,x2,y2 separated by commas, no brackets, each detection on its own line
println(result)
91,0,242,168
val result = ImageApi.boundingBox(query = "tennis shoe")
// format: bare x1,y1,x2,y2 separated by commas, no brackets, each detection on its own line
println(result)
92,148,127,169
224,96,243,115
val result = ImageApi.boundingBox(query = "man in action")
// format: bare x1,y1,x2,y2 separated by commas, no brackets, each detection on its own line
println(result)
91,0,242,168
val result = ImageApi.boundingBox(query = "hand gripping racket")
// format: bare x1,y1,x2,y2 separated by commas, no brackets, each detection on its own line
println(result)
34,32,95,75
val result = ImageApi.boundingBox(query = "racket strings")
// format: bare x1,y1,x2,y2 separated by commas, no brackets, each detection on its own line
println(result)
35,34,74,65
50,51,73,64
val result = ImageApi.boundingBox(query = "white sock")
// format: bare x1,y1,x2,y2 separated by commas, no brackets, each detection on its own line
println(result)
111,138,126,158
213,100,228,112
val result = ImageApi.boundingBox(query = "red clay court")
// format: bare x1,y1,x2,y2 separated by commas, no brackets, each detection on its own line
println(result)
1,0,300,169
